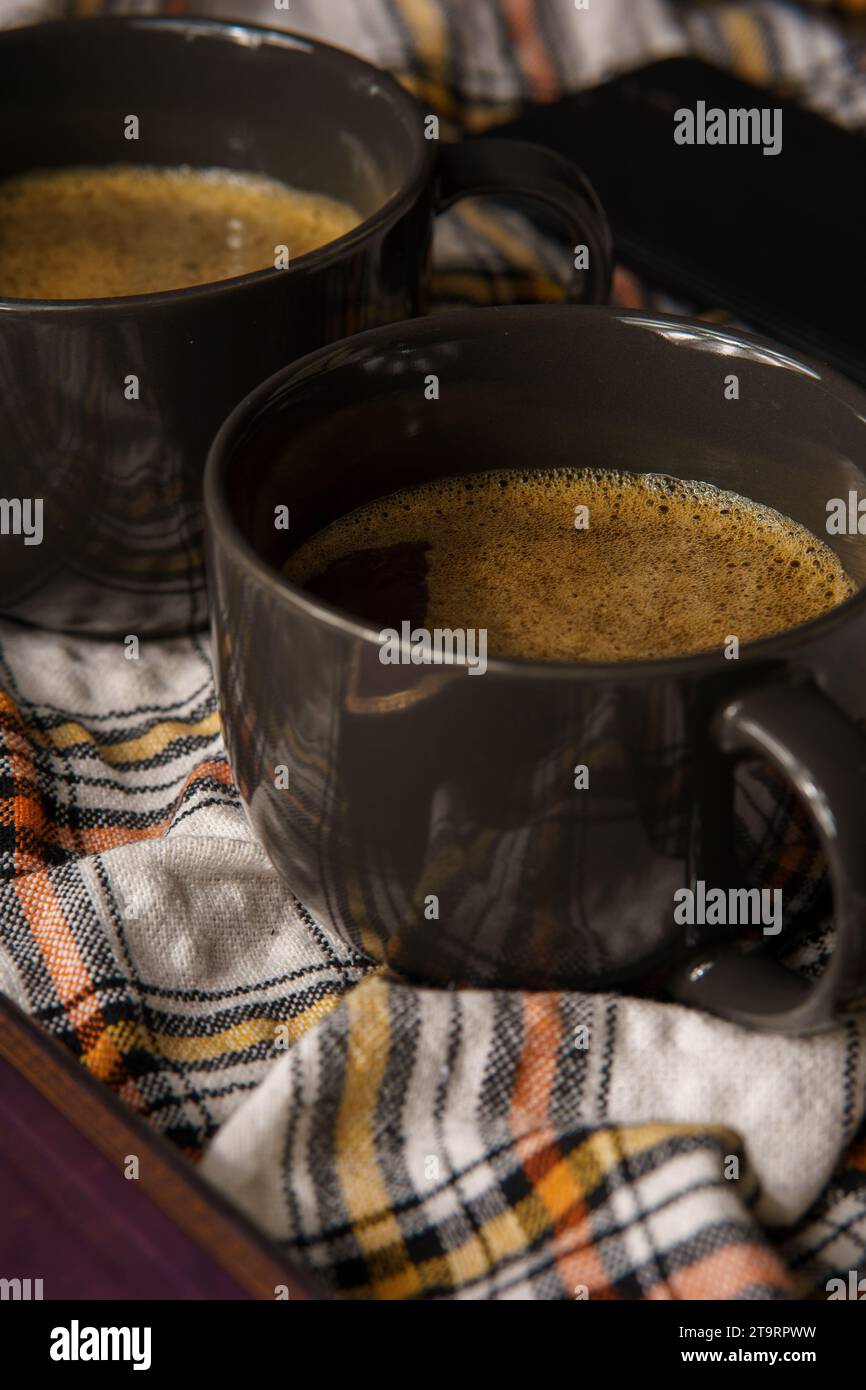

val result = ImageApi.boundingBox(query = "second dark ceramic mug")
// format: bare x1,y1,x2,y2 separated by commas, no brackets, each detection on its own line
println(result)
205,306,866,1035
0,16,610,636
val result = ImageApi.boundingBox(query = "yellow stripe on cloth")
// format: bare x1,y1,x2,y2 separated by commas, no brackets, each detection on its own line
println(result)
570,1121,741,1182
468,1126,742,1281
336,1118,745,1299
83,998,343,1076
393,0,464,124
719,8,772,86
334,976,423,1299
31,711,220,764
395,0,448,77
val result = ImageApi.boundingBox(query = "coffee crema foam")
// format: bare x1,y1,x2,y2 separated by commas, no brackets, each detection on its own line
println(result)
285,468,856,663
0,164,361,298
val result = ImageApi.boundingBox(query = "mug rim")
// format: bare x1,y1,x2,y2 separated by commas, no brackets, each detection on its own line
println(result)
0,15,433,315
204,304,866,683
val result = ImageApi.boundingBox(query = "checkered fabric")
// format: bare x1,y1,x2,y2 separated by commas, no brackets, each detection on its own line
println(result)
2,0,866,1299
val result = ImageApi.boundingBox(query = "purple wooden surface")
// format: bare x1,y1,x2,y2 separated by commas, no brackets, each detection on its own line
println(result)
0,1055,251,1300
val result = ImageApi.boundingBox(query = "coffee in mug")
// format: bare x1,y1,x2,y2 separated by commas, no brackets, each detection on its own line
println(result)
0,164,361,299
284,468,856,662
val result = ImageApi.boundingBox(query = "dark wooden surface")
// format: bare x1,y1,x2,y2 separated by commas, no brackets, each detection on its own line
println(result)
0,995,322,1300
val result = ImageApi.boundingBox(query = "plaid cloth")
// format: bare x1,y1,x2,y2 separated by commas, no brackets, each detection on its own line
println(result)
2,0,866,1299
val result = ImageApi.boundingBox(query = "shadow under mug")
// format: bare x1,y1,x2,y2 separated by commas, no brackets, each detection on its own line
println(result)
0,16,610,637
205,305,866,1035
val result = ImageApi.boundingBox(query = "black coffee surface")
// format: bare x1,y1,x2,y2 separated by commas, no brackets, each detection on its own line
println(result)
284,468,856,662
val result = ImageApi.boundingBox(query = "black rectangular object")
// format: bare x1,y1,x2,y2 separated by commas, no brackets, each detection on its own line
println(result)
487,58,866,384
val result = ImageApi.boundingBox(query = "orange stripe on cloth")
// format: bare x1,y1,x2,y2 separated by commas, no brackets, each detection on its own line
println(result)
509,994,610,1297
40,755,236,855
660,1241,796,1300
502,0,560,103
182,757,234,793
2,689,37,867
4,729,233,862
43,823,164,857
12,868,135,1094
507,1002,792,1299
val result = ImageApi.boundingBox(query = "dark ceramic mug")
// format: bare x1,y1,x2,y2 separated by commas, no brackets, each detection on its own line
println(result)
205,306,866,1034
0,16,610,636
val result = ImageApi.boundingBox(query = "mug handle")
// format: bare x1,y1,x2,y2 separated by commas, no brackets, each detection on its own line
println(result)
434,139,612,305
668,680,866,1033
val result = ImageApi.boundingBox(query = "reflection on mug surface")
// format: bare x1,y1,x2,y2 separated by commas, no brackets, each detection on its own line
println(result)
1,18,609,635
205,307,866,1034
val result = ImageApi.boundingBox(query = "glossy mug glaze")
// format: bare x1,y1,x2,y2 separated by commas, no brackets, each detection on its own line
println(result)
205,306,866,1034
0,17,610,635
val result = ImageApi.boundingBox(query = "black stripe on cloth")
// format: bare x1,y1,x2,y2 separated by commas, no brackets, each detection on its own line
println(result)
787,1199,866,1270
303,1004,359,1266
31,956,368,1015
55,738,220,774
597,997,618,1119
371,981,425,1225
166,794,243,832
22,694,217,743
280,1043,310,1242
433,992,499,1273
842,1018,861,1140
312,1140,769,1298
6,672,215,724
14,765,229,796
0,883,69,1019
89,986,361,1053
284,1115,741,1252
